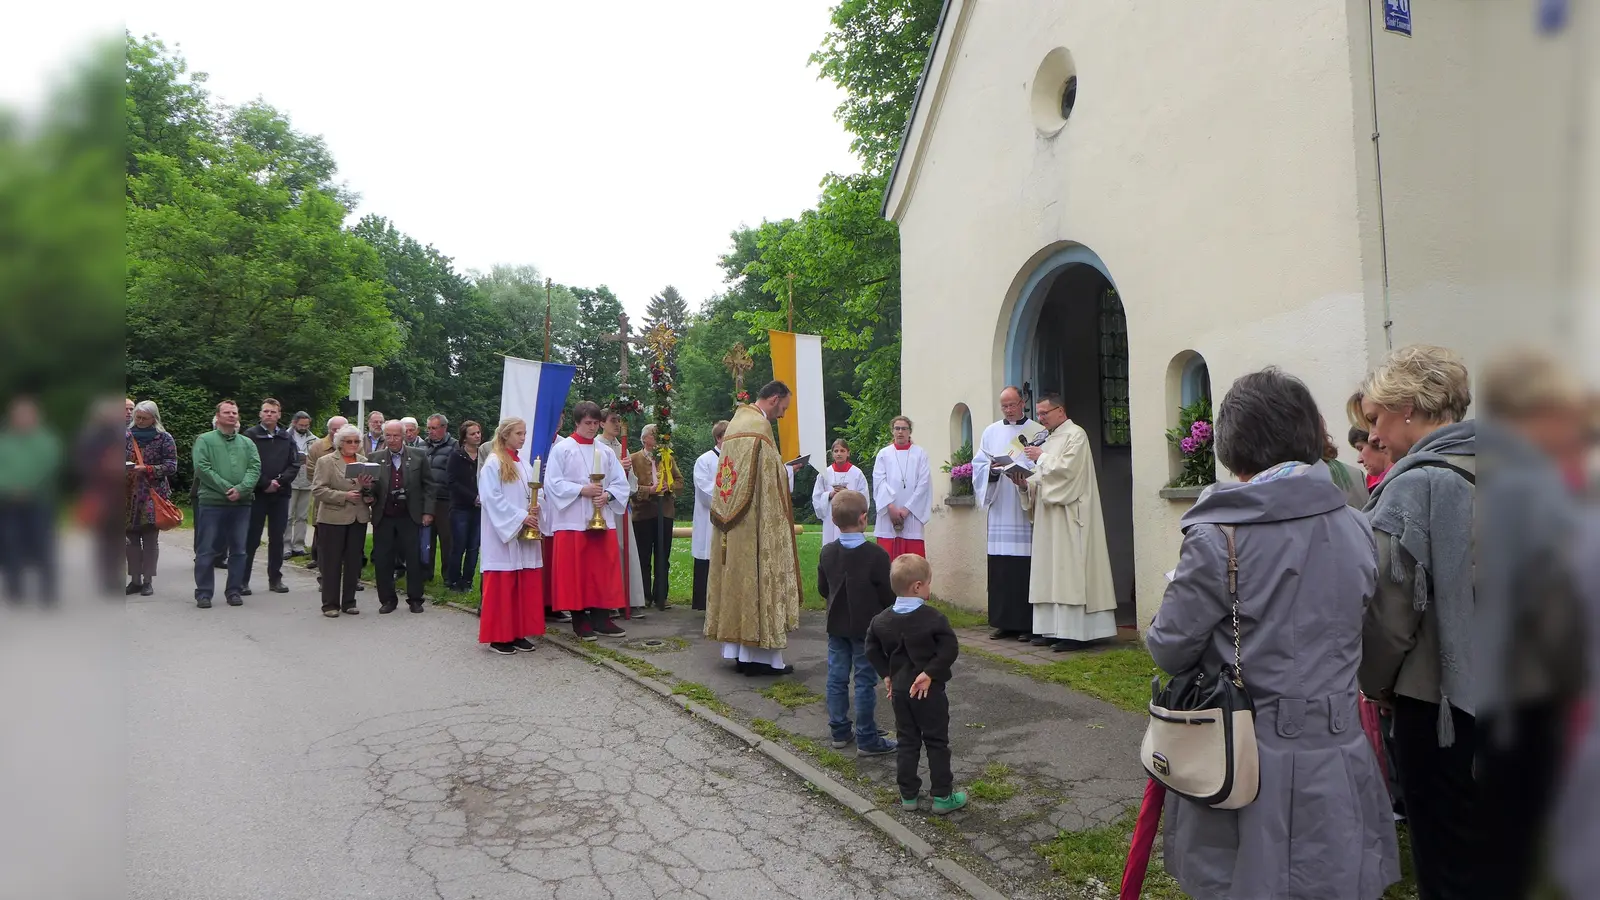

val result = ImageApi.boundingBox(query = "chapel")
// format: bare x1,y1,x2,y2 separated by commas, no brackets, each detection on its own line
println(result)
885,0,1597,628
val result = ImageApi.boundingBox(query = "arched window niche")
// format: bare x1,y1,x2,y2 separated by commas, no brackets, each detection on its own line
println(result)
1162,351,1215,495
946,403,975,505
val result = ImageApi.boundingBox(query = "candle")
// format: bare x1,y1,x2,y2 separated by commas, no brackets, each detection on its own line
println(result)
593,442,601,474
530,457,541,483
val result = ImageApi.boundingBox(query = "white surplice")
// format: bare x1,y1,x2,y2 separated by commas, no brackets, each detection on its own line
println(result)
599,435,646,608
691,449,719,561
872,443,932,541
477,452,543,572
543,436,629,534
972,419,1043,557
1022,420,1118,641
812,464,870,544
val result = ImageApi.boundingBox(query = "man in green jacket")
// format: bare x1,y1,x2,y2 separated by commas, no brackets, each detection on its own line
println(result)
192,400,261,608
0,396,62,604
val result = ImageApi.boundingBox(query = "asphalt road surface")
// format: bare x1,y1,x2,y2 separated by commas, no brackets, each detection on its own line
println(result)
124,540,950,900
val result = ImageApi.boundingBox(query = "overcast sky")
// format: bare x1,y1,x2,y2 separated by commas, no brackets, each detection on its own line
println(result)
13,3,860,322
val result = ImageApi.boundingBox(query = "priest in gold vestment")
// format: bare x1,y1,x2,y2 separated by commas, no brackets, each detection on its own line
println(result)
1021,393,1118,646
705,381,804,676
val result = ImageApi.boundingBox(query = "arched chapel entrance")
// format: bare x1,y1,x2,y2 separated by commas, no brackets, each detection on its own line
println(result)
1004,245,1135,628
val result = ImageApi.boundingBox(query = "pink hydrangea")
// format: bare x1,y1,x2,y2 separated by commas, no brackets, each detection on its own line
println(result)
1179,436,1199,455
1190,420,1212,443
951,463,974,480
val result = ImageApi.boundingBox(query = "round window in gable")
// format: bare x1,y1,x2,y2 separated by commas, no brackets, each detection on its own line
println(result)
1060,75,1078,121
1030,48,1078,136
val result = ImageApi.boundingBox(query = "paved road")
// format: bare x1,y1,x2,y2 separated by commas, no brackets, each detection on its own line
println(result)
127,542,950,900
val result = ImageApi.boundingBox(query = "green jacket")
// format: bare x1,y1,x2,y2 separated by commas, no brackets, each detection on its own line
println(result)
193,429,261,508
0,428,61,500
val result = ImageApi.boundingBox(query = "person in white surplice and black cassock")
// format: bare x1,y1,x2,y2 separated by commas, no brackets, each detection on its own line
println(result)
971,386,1047,643
690,419,728,611
543,401,632,641
1021,393,1118,648
872,417,932,558
813,439,870,545
476,417,545,655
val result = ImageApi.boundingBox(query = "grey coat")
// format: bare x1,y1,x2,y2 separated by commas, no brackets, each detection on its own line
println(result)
1553,511,1600,896
1148,462,1400,900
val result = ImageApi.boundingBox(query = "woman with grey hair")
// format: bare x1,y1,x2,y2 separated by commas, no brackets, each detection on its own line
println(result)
1148,367,1399,899
1352,344,1477,898
311,424,374,616
125,400,178,596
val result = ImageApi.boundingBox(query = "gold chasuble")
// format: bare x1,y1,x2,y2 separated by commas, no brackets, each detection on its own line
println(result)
704,403,802,649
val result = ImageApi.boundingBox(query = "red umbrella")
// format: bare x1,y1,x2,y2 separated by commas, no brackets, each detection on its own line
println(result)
1120,778,1166,899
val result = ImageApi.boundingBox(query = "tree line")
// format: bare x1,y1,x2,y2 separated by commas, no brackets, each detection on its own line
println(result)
123,0,943,518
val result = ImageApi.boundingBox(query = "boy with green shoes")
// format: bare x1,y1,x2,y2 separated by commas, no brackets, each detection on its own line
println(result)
865,553,968,815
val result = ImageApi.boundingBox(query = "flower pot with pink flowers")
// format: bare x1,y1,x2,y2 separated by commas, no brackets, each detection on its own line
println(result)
1165,398,1216,488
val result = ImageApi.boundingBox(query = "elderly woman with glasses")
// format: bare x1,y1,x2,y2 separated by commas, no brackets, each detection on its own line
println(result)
124,400,179,596
311,425,374,617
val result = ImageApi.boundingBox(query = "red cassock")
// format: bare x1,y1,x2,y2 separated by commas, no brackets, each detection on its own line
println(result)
479,569,546,641
546,530,625,612
876,537,927,559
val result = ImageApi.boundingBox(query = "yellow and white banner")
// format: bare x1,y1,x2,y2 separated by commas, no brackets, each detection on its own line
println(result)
768,329,827,474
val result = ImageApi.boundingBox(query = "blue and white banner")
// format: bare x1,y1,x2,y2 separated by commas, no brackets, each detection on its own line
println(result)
499,356,576,464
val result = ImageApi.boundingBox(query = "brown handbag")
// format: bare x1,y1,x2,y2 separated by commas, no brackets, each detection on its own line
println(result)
131,438,184,531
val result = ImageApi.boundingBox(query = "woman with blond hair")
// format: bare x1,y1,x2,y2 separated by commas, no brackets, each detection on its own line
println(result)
477,417,545,655
1353,343,1477,899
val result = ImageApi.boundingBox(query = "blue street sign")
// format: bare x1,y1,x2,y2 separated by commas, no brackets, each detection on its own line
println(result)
1385,0,1412,36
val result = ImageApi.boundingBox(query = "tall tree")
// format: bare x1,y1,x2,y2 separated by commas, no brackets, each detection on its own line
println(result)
125,34,397,480
644,285,690,334
810,0,946,176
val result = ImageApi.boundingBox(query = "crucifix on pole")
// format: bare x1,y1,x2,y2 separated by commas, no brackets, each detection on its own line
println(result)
785,273,795,332
601,312,648,392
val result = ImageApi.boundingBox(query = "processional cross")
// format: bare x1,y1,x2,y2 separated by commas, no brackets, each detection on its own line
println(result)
722,343,754,397
602,312,648,391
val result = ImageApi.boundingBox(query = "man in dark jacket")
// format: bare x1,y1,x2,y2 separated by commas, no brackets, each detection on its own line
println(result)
421,414,456,583
370,419,437,613
243,399,302,595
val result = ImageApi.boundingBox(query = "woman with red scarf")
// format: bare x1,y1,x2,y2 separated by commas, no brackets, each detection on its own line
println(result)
813,439,869,545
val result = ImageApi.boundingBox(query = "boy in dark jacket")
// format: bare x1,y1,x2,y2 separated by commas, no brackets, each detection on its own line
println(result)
865,554,967,815
817,490,897,756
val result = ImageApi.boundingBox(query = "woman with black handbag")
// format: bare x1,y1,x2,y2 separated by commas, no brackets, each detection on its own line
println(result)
1146,368,1399,899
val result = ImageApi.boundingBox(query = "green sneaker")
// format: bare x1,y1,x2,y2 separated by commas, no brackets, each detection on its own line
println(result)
932,791,968,815
900,796,920,811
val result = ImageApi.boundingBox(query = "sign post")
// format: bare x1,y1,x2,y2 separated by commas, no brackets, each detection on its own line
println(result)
349,366,374,427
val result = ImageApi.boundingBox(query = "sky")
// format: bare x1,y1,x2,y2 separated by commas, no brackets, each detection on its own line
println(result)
11,2,861,322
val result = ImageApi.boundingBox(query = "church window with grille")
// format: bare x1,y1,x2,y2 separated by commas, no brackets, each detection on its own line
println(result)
1099,288,1130,446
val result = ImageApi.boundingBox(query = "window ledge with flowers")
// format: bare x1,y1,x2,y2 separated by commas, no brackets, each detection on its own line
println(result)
1161,399,1215,501
943,440,975,507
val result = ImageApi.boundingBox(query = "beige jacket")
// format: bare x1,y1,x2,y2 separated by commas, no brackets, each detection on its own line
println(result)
311,453,372,526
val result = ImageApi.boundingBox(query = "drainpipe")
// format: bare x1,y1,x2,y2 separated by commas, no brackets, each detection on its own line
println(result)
1366,0,1395,351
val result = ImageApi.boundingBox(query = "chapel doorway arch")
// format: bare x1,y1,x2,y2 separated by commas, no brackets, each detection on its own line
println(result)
1002,244,1135,627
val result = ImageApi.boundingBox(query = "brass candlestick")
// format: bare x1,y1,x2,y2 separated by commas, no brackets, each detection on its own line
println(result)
520,477,542,541
586,472,608,530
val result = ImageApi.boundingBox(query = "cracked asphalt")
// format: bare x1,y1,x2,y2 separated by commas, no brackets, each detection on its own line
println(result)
127,544,952,900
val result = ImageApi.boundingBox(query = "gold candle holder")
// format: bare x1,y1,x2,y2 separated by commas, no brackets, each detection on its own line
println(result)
521,478,542,541
586,472,608,531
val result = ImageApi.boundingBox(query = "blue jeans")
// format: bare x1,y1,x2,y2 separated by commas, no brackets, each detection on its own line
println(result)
826,635,883,743
446,508,481,589
194,505,250,600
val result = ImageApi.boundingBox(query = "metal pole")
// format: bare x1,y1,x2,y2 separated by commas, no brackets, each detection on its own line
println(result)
544,277,553,362
786,273,795,332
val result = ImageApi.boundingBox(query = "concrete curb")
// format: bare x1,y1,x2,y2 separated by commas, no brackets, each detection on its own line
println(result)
437,603,1010,900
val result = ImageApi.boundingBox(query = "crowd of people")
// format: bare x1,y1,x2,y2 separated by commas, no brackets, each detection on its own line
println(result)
111,342,1600,892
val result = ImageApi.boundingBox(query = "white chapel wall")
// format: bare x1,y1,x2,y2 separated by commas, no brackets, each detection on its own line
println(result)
897,0,1373,625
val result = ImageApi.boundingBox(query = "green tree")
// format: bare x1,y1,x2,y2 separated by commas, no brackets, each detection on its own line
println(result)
125,34,397,483
569,286,645,412
644,285,690,334
810,0,945,175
